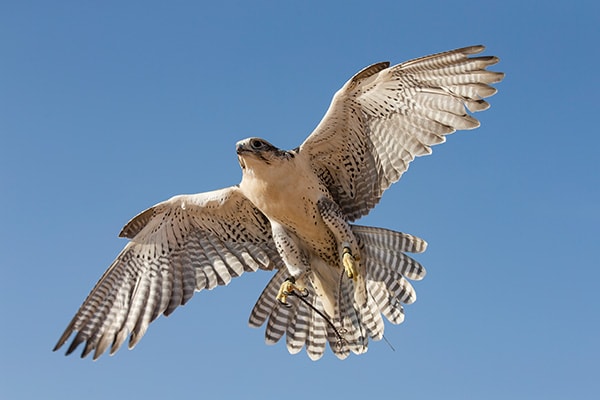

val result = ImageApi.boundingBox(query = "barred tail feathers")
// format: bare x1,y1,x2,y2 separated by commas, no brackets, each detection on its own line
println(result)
248,225,426,359
248,269,350,360
354,225,426,326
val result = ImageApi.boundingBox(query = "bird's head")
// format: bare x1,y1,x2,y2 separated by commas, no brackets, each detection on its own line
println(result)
236,137,294,172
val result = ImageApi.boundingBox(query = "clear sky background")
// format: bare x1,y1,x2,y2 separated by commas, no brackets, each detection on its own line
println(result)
2,1,598,399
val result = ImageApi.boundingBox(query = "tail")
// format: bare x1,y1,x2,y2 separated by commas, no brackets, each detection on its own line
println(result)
248,225,427,360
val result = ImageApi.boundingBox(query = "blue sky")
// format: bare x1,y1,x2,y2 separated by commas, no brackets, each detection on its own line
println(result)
2,1,598,399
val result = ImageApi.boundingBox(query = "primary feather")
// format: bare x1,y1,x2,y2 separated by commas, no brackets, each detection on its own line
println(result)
55,45,503,360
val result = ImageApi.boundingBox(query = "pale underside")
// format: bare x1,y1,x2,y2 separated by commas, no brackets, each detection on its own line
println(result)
54,45,503,360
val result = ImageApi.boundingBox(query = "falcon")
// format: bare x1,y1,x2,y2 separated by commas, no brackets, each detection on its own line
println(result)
54,45,503,360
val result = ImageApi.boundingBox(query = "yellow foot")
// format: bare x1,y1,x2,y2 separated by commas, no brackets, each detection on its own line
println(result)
276,278,306,306
342,247,359,281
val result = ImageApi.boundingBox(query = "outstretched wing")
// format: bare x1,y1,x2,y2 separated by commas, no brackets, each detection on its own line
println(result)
54,186,282,359
300,45,504,221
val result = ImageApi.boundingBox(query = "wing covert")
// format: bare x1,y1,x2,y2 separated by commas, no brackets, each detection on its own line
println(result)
54,186,282,359
300,45,504,220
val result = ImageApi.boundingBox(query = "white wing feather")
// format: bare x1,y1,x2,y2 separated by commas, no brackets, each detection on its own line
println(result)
54,186,283,359
56,45,503,361
300,45,504,221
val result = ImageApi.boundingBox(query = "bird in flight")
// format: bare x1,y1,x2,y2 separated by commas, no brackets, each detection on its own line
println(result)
54,45,503,360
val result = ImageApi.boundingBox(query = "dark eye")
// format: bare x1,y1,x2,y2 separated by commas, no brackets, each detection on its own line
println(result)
251,140,263,149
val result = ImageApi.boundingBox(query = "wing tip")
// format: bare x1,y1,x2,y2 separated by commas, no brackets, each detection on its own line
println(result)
52,334,68,353
53,326,79,355
461,44,486,54
54,330,129,360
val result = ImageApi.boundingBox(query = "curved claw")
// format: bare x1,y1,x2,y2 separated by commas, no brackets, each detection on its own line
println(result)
278,298,293,308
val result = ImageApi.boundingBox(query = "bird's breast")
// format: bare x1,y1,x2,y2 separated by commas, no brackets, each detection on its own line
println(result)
240,167,331,241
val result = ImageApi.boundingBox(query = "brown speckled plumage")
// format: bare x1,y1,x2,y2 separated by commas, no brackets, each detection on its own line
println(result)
55,45,503,360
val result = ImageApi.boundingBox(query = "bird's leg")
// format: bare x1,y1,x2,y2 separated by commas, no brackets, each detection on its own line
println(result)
271,222,310,306
276,276,308,306
342,246,359,280
317,197,360,281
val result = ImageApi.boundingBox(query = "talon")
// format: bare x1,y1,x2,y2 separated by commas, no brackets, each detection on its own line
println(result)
279,299,292,308
276,277,305,306
342,247,359,281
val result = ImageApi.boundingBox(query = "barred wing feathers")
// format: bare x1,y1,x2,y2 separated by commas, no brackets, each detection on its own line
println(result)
54,186,282,359
300,45,504,221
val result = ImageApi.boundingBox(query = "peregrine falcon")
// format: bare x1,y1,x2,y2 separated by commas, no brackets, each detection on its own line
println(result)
54,45,503,360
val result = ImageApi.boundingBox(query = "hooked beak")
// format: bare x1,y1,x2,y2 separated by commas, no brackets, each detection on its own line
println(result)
236,142,247,169
236,141,251,155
